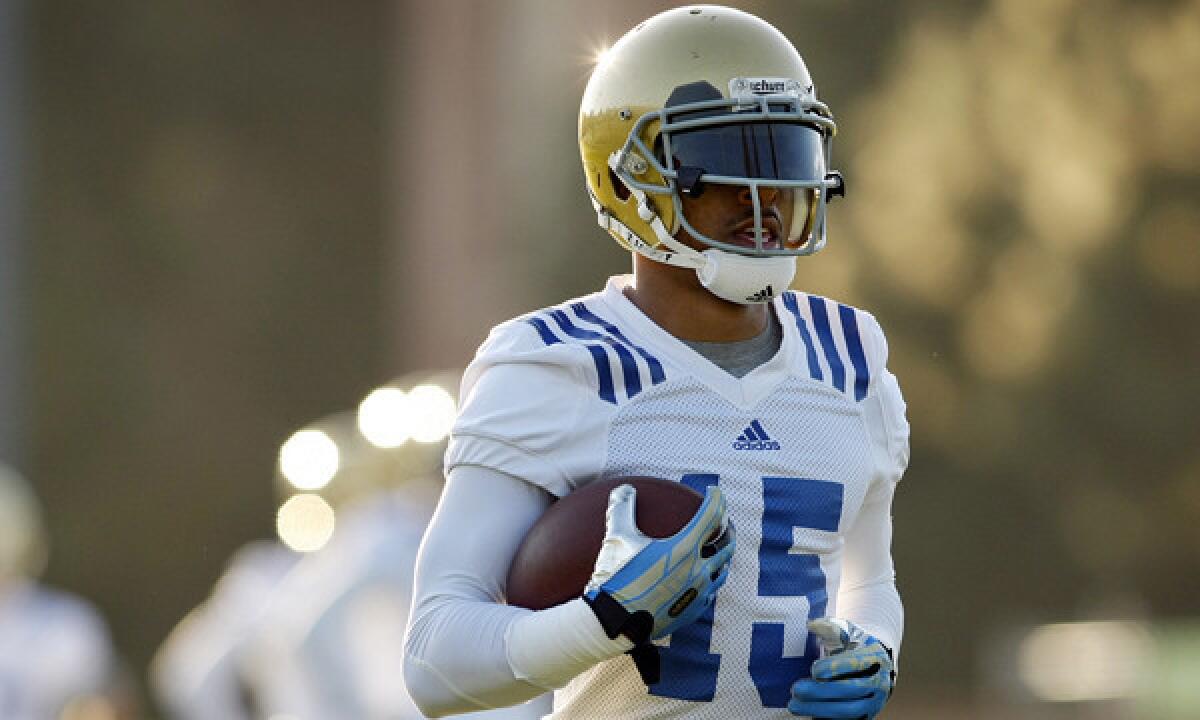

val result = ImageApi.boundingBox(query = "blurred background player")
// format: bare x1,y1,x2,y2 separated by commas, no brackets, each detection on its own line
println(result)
0,462,129,720
150,539,299,720
152,375,550,720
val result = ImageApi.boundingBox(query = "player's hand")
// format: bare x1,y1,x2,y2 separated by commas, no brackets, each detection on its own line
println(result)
583,484,734,671
788,618,894,719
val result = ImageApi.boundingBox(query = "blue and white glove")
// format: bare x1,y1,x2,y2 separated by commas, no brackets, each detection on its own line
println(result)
583,483,735,685
789,617,895,719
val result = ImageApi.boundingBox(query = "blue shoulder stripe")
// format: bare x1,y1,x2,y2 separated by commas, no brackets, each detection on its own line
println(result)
526,315,561,346
570,302,667,385
782,292,873,401
808,296,846,393
548,309,642,399
782,292,823,382
838,305,870,402
525,315,617,404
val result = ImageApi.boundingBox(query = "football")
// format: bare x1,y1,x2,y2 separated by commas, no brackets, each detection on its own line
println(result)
505,476,704,610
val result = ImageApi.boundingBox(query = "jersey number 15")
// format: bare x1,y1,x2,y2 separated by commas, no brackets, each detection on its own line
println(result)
650,473,843,708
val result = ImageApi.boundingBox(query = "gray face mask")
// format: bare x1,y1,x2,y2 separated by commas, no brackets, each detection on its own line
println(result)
597,152,798,305
614,79,842,258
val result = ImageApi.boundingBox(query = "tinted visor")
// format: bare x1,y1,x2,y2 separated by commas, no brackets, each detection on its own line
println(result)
668,122,825,182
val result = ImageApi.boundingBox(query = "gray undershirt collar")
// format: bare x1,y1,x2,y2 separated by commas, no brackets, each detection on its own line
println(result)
681,307,783,379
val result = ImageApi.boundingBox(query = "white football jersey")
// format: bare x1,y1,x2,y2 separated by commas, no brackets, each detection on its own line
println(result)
242,490,437,720
157,492,550,720
448,275,909,719
0,582,114,720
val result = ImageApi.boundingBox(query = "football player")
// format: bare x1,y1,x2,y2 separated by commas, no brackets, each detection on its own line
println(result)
0,462,124,720
403,6,908,719
153,485,550,720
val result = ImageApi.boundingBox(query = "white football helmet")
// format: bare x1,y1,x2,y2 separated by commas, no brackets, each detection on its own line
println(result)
0,462,48,582
579,5,843,304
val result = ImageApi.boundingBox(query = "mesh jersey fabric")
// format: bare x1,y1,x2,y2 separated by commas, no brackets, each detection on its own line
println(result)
445,275,909,719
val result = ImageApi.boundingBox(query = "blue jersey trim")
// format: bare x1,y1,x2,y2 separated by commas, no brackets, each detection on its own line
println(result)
548,309,642,399
524,301,669,406
570,302,667,385
525,315,617,404
526,315,561,347
838,304,870,402
807,296,846,393
782,293,824,382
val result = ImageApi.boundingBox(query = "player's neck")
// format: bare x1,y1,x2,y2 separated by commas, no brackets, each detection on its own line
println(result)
625,255,770,343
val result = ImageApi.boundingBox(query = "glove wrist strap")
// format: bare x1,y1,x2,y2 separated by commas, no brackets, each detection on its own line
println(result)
583,591,661,685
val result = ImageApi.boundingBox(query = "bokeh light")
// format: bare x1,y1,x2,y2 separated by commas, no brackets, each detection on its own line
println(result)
278,430,340,491
1018,621,1153,702
357,387,411,449
275,494,336,553
406,384,457,444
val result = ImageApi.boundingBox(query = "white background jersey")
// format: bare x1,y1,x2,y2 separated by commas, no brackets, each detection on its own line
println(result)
0,582,114,720
152,540,300,720
156,490,550,720
446,275,909,719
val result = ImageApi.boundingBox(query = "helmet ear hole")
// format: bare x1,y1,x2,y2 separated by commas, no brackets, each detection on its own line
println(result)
608,167,631,201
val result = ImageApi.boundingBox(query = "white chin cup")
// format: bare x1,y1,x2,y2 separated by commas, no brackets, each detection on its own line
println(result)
696,249,797,305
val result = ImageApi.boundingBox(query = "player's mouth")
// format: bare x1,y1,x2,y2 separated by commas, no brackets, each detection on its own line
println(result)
729,217,783,250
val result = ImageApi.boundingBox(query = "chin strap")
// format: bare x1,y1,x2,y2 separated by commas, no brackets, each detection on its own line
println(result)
589,170,707,274
595,154,794,305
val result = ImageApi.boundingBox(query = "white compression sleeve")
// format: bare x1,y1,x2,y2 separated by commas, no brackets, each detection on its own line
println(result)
403,465,631,718
835,476,904,662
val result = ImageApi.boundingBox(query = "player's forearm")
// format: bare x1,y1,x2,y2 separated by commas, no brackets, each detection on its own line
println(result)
403,593,544,716
404,593,630,716
836,474,904,661
507,596,633,686
404,464,631,716
836,578,904,662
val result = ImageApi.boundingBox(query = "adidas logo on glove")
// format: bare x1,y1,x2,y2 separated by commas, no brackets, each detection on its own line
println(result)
732,420,781,451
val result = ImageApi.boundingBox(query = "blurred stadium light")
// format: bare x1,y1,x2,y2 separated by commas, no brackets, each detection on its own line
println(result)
356,381,456,448
973,617,1200,720
278,429,340,491
357,386,412,449
404,383,456,444
154,367,550,719
1017,621,1152,703
275,494,336,553
273,371,461,553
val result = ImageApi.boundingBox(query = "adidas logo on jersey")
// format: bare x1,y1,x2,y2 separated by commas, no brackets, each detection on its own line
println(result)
733,420,780,450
